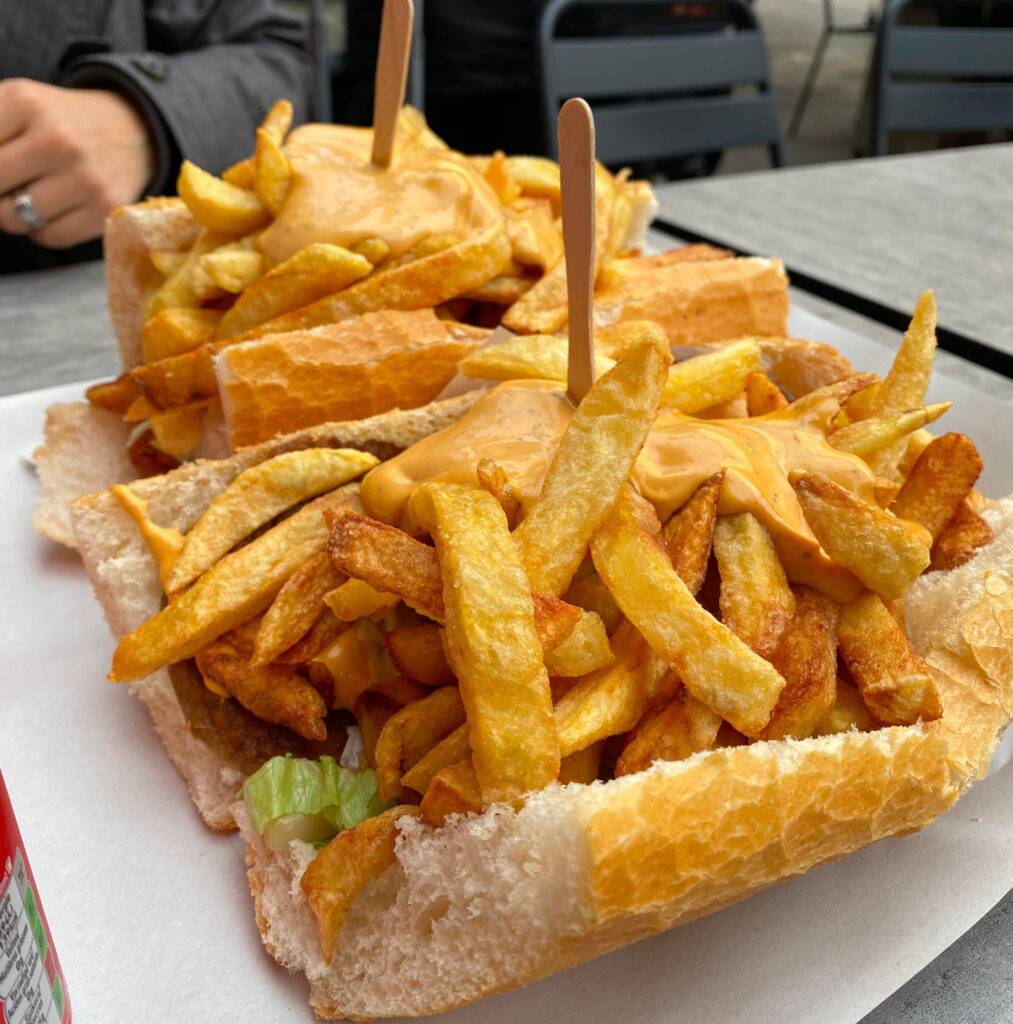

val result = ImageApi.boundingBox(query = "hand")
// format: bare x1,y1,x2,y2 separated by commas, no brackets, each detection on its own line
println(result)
0,79,155,249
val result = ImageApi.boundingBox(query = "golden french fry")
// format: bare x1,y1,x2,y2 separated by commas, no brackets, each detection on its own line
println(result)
200,247,263,293
301,806,420,962
149,403,207,459
124,394,157,423
500,155,561,208
891,433,983,540
311,624,372,709
111,488,358,682
253,551,343,665
661,471,722,595
196,640,327,740
86,373,139,414
354,691,398,769
254,126,291,215
177,160,269,234
142,307,223,363
791,471,931,600
324,579,399,621
276,608,345,665
420,761,483,827
419,483,559,801
828,403,950,458
663,340,761,413
615,689,722,777
400,722,470,794
562,559,623,634
476,458,521,529
505,203,563,272
713,512,795,659
591,488,786,737
461,272,535,306
593,319,668,358
838,591,941,725
259,98,293,144
543,610,613,677
149,249,188,277
514,338,671,597
222,157,254,189
459,333,615,384
382,626,455,686
374,687,466,801
147,229,228,316
481,151,523,205
558,742,602,785
759,586,839,740
744,371,788,415
217,243,373,340
168,449,377,592
812,681,876,736
351,237,391,265
930,499,993,571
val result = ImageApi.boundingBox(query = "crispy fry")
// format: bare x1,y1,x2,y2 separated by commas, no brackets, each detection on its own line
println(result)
149,403,207,459
760,586,839,740
351,237,391,265
301,806,420,962
891,433,983,540
791,471,931,600
86,373,139,414
312,624,372,710
150,249,188,277
476,458,521,529
930,499,993,571
591,488,786,737
562,560,623,634
222,157,254,189
254,126,291,215
111,488,356,681
812,682,875,737
744,371,788,415
277,608,346,665
195,641,327,741
421,483,559,802
543,610,613,677
324,579,399,621
459,332,614,384
661,472,722,595
177,160,269,234
461,272,535,306
838,592,941,725
713,512,795,659
168,449,376,593
382,626,455,686
355,692,398,769
253,552,344,665
481,151,523,205
663,340,760,413
593,319,668,358
200,247,263,294
514,338,671,597
399,722,471,795
217,243,373,340
420,760,483,826
259,98,293,143
828,403,950,459
142,307,223,363
147,229,226,316
558,742,602,784
615,689,722,777
505,203,563,272
374,687,466,801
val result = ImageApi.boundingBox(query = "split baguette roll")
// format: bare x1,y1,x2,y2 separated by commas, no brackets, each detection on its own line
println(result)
239,499,1011,1020
71,394,481,829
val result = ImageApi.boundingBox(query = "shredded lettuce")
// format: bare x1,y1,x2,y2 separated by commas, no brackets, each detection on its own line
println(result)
243,753,393,851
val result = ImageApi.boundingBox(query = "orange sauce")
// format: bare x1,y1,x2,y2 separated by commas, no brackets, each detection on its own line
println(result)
258,122,501,268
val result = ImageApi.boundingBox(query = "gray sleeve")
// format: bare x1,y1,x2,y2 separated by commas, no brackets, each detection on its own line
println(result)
60,0,315,191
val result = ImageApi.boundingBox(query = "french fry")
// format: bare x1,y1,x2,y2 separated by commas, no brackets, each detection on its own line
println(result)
838,592,941,725
216,243,373,339
760,586,839,740
543,610,613,677
326,511,583,652
168,449,377,592
177,160,269,235
593,319,668,358
254,126,291,215
791,471,931,600
195,641,327,741
200,247,263,293
259,98,293,144
661,472,722,595
476,458,521,528
149,249,188,277
481,151,523,205
591,487,786,737
558,742,602,785
253,551,344,665
505,203,563,272
374,686,466,801
149,403,208,459
891,433,983,540
514,338,671,597
399,722,470,795
324,579,399,622
86,373,139,414
459,332,615,384
662,340,761,413
460,271,534,306
382,626,455,686
142,308,223,363
615,689,722,777
713,512,795,659
147,229,228,316
827,403,950,458
562,559,623,634
744,371,788,415
275,608,345,665
311,624,371,710
301,805,420,963
222,157,254,189
351,237,391,265
355,692,398,769
420,483,559,802
111,488,357,681
930,499,993,571
420,760,483,826
812,681,875,737
499,155,561,208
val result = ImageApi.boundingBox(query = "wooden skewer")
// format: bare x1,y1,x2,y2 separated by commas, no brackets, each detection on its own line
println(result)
371,0,414,168
557,98,596,406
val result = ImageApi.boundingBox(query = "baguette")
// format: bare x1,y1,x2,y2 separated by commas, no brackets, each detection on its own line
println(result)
237,498,1011,1019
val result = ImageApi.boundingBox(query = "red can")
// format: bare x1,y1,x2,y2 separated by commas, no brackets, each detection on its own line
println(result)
0,772,71,1024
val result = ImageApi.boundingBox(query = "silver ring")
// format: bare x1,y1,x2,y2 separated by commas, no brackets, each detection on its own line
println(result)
13,190,47,231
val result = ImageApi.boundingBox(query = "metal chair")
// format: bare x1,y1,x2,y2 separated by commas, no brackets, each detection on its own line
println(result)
537,0,784,168
873,0,1013,155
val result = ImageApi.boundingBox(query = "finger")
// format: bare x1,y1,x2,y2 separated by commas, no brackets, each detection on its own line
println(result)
0,172,81,237
0,79,41,146
28,205,104,250
0,127,63,197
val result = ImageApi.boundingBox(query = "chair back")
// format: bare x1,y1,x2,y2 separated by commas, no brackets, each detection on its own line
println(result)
538,0,783,167
874,0,1013,154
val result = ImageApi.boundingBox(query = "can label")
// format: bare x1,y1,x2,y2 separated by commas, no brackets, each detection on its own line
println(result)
0,777,70,1024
